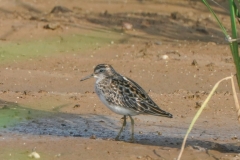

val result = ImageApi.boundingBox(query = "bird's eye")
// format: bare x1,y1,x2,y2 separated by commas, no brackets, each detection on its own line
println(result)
99,69,104,73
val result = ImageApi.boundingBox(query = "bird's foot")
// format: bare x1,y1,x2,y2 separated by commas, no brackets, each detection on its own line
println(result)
115,136,120,141
129,137,135,143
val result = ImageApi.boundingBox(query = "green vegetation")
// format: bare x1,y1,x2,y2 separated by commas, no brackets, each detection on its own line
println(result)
0,105,40,128
202,0,240,89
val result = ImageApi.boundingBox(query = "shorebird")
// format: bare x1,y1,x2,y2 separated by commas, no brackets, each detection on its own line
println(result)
80,64,173,141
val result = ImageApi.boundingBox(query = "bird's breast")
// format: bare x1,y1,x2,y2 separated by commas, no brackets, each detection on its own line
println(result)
95,83,138,116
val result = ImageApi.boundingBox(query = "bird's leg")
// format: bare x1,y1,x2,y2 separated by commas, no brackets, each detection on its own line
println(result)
129,115,135,142
115,115,127,141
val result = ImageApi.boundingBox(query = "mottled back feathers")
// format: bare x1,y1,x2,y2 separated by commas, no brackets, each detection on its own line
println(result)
94,65,173,118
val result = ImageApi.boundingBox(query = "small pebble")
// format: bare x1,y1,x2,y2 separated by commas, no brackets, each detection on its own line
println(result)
162,55,169,60
192,59,198,66
28,151,40,159
73,104,80,108
55,153,61,157
86,147,91,150
122,22,133,30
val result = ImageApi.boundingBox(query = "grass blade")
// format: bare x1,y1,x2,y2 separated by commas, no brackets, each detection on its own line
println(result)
177,76,233,160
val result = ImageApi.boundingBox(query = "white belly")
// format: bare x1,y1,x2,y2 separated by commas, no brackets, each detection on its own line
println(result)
97,91,138,116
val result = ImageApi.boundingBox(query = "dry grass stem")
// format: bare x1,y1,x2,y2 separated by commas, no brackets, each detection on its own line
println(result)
177,75,235,160
230,74,240,121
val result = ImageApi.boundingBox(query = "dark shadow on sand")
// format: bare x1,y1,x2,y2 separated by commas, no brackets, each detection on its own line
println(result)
1,99,240,154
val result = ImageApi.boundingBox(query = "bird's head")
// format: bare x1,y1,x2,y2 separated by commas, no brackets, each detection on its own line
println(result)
80,64,116,81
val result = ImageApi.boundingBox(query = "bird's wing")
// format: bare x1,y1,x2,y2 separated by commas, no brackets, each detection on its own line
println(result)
111,75,172,118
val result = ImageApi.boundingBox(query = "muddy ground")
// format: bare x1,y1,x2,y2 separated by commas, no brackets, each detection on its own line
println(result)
0,0,240,160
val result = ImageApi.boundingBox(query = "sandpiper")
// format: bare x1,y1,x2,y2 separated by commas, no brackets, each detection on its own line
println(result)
80,64,173,141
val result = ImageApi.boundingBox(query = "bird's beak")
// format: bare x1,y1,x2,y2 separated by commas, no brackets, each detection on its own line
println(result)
80,74,94,81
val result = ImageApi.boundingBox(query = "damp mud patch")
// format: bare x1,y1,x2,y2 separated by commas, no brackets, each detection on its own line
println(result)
1,100,240,153
1,104,176,143
1,107,240,153
8,112,119,138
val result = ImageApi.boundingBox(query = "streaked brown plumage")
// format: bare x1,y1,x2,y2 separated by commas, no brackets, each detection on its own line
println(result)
81,64,172,141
